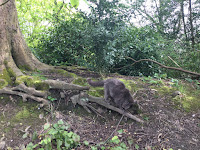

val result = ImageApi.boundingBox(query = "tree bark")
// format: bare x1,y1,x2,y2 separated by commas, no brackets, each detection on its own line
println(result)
188,0,195,48
0,0,52,78
180,0,188,41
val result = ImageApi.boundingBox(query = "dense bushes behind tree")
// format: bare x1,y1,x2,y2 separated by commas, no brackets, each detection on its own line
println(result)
17,0,200,77
35,12,167,76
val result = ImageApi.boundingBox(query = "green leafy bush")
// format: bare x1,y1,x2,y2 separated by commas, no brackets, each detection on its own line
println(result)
26,120,80,150
107,26,165,76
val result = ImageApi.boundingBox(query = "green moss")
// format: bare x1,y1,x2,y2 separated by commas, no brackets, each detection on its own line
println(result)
88,87,104,97
72,77,104,97
7,68,16,80
153,85,176,95
16,75,49,90
0,79,8,89
119,79,138,93
50,69,77,78
0,69,12,85
73,77,88,86
18,65,32,71
0,95,46,143
0,63,16,86
14,107,31,121
34,81,49,90
172,93,200,112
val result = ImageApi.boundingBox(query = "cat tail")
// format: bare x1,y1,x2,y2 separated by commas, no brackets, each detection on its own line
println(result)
87,78,104,87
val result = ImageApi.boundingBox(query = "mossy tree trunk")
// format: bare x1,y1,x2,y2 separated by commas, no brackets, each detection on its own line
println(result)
0,0,52,79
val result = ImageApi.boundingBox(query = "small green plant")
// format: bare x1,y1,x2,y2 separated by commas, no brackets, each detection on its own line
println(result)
109,136,128,150
154,73,167,79
171,78,186,93
135,144,139,150
171,78,179,87
117,129,124,134
26,120,80,150
142,76,164,85
47,96,57,102
143,115,149,121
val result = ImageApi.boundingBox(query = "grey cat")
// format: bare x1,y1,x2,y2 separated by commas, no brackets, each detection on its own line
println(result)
87,78,135,110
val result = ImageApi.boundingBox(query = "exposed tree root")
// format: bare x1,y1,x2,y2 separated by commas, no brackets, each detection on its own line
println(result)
44,79,89,90
0,87,49,107
0,78,90,108
71,92,144,123
12,83,48,98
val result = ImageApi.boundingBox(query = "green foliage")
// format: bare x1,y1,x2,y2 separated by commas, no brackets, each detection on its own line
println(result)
16,0,70,48
26,120,80,150
35,13,95,67
16,0,200,77
70,0,79,8
109,136,128,150
135,144,139,150
142,75,164,86
34,13,164,75
107,26,165,76
47,96,57,102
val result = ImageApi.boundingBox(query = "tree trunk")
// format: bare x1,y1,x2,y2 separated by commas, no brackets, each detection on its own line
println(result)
188,0,195,48
180,0,188,41
0,0,52,78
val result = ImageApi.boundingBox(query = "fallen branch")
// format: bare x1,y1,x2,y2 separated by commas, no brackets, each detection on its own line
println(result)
71,93,144,123
126,57,200,77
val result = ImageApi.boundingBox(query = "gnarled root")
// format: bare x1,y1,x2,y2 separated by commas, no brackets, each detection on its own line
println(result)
0,79,90,108
0,86,49,107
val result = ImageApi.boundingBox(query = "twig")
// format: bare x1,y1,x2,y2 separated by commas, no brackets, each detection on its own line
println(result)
103,113,125,144
168,56,181,68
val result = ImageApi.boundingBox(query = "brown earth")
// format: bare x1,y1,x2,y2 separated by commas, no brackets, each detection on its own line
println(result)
0,68,199,150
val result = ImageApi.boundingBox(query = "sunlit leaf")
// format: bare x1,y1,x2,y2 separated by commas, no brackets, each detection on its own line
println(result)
70,0,79,8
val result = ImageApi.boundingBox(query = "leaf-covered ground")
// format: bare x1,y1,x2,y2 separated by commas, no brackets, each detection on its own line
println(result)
0,68,199,150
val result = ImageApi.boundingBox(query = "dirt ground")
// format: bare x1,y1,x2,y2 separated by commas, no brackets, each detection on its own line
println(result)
0,69,199,150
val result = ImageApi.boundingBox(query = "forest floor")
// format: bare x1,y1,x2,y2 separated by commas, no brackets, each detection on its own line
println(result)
0,67,200,150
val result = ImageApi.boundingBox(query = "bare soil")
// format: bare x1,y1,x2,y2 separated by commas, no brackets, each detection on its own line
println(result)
0,69,199,150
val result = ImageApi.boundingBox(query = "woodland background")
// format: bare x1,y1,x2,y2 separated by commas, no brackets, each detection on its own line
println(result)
16,0,200,77
0,0,199,149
